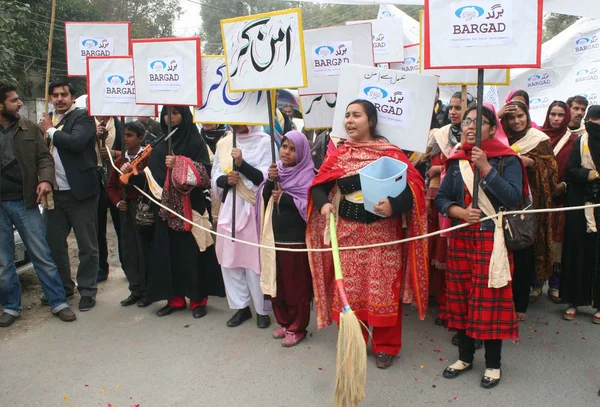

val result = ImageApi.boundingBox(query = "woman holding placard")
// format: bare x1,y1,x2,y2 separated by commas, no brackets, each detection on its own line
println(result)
306,99,428,369
501,102,559,314
257,131,315,347
435,105,525,389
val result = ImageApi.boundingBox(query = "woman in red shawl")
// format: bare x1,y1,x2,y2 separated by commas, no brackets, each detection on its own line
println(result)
541,101,577,303
435,105,526,389
306,99,428,370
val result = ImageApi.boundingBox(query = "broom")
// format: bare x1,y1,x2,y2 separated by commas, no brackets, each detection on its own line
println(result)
330,213,367,407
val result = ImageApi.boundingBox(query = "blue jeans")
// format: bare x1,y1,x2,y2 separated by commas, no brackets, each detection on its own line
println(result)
0,200,68,316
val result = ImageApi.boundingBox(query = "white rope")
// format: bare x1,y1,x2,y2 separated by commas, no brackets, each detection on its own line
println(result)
107,152,600,253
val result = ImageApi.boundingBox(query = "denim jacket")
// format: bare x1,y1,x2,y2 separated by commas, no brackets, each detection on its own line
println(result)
434,156,524,230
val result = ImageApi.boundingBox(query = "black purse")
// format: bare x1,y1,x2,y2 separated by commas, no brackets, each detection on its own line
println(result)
498,158,535,251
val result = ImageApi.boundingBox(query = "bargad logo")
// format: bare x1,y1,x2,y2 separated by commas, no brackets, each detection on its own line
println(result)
530,96,551,111
373,33,388,54
574,35,599,56
581,93,598,106
358,83,411,127
455,5,485,21
104,73,135,103
526,72,553,91
148,57,183,90
79,37,113,62
575,67,599,83
400,56,419,72
450,1,512,47
312,41,354,76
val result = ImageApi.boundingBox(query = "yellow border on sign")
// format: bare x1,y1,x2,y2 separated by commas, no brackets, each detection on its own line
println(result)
193,54,271,126
220,8,309,93
298,94,336,131
418,10,510,86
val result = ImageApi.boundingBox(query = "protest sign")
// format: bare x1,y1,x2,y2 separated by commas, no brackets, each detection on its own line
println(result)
65,22,131,76
194,56,269,125
132,37,202,106
424,0,543,69
299,94,337,130
346,18,405,64
378,4,420,46
300,24,374,96
390,45,420,74
86,56,157,117
332,64,438,153
220,9,307,92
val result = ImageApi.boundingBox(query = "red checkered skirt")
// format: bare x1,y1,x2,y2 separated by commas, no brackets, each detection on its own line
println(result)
441,229,518,340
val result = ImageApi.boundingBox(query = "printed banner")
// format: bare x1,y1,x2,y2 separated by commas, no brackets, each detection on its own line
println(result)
65,22,130,76
332,64,438,153
86,56,157,117
194,56,269,125
498,18,600,124
220,9,307,92
300,24,374,96
300,94,337,130
424,0,543,69
448,1,514,48
132,37,202,106
312,41,354,77
347,18,405,64
390,45,420,73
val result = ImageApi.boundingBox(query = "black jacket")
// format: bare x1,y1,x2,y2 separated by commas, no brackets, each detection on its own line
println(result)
51,108,99,200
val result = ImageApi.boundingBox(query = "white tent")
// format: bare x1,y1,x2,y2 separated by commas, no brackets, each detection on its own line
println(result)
498,18,600,124
291,0,600,19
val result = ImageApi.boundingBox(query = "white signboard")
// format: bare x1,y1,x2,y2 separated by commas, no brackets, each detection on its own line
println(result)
332,64,439,153
194,56,269,125
132,38,202,106
390,45,420,73
378,4,420,46
424,0,543,69
300,94,337,130
86,56,157,117
65,22,131,76
346,18,405,64
220,9,307,92
300,24,374,96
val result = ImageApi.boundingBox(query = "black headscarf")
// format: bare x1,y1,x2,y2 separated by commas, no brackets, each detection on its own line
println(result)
149,106,210,185
585,107,600,169
201,124,227,153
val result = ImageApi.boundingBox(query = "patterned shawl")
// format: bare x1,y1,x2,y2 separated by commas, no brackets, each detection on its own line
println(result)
306,139,429,329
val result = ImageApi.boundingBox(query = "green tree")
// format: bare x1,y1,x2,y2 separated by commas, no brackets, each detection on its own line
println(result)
543,13,579,42
89,0,183,39
0,0,31,84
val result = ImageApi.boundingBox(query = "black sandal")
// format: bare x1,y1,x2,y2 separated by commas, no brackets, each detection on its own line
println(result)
443,362,473,379
481,369,502,389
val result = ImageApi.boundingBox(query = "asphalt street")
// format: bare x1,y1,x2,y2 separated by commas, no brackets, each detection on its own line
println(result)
2,268,599,407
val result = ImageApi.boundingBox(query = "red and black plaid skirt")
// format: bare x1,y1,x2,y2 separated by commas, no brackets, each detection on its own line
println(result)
441,229,518,340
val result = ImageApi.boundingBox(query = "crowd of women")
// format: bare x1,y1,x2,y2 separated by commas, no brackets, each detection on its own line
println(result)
111,89,600,391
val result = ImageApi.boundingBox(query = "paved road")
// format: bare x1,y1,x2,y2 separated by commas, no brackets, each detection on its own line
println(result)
1,269,599,407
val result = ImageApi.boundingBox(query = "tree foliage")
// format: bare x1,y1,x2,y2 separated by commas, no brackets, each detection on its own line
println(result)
543,13,579,42
198,0,421,55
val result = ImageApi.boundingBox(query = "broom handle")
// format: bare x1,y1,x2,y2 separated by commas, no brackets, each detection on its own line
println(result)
330,213,351,311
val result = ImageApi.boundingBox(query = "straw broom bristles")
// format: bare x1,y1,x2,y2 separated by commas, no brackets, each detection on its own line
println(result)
334,310,367,407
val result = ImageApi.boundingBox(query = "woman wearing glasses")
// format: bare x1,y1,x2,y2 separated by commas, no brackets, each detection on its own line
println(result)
435,106,527,389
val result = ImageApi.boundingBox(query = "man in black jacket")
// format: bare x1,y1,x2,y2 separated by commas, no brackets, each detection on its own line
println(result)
39,80,100,311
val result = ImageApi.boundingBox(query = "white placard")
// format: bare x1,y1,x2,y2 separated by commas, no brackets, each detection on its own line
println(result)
220,9,307,92
86,56,157,117
194,56,269,125
332,64,439,153
424,0,543,69
65,22,130,76
417,11,509,85
378,4,420,46
312,41,354,77
346,18,405,64
390,45,420,73
300,94,337,130
300,24,374,96
132,38,202,106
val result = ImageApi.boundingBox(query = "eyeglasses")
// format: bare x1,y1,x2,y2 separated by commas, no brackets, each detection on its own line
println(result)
461,118,491,127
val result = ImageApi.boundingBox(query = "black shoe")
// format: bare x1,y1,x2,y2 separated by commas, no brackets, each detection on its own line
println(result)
257,314,271,329
54,307,77,322
120,294,142,307
79,296,96,312
435,317,446,326
227,307,252,327
474,339,484,350
443,362,473,379
156,304,186,317
41,292,74,306
96,272,109,283
480,369,502,389
137,297,152,308
0,312,18,327
193,306,207,319
375,352,394,369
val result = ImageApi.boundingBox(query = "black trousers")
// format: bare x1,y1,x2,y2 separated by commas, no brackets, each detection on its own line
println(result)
512,246,534,313
119,201,147,296
97,177,122,275
457,330,503,369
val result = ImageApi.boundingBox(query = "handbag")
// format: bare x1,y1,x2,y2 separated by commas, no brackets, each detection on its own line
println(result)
498,158,535,251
